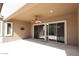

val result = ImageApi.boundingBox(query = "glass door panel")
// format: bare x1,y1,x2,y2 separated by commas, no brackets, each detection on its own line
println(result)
48,24,57,41
57,23,64,43
34,26,39,39
38,25,45,39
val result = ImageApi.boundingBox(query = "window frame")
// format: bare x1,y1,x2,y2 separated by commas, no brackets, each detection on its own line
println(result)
5,22,13,36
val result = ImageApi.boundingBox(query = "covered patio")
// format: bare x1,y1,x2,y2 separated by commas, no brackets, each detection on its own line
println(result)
1,3,79,47
0,3,78,56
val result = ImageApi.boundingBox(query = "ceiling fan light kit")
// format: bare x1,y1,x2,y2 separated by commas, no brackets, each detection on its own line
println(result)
32,15,42,24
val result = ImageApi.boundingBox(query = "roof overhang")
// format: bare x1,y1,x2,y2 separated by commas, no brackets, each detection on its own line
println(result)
4,3,79,22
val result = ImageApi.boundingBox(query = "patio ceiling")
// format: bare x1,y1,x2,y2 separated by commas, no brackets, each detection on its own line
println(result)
6,3,78,22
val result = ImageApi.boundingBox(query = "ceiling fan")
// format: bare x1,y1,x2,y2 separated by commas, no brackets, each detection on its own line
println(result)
32,15,41,24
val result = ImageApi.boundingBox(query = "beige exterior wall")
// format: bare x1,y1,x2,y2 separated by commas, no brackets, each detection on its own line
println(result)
3,20,32,42
33,12,78,46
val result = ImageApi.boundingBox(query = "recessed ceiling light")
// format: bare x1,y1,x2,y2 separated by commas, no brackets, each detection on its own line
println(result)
50,10,54,13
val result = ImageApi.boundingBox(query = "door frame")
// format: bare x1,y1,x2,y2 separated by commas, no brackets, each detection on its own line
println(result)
32,20,67,45
47,20,67,44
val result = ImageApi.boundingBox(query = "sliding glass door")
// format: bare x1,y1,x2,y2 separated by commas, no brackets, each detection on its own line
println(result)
33,22,65,43
34,25,45,39
48,22,64,43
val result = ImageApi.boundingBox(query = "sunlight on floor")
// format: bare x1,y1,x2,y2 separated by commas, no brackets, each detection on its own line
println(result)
0,39,78,59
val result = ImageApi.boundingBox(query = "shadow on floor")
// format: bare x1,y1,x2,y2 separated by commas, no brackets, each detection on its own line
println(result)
24,39,79,56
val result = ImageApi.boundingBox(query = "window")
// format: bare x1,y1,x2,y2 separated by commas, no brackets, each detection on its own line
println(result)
0,21,3,36
5,22,13,36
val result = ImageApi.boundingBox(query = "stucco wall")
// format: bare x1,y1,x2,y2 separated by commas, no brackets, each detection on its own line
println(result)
33,12,78,46
3,20,32,42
